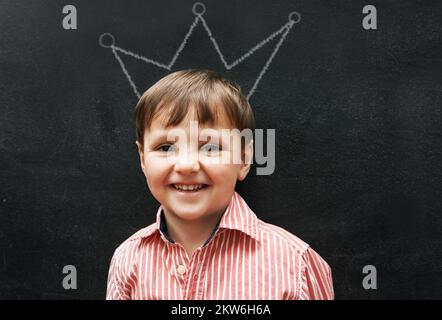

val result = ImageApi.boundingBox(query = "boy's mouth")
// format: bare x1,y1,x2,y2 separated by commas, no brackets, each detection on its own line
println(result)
171,184,208,192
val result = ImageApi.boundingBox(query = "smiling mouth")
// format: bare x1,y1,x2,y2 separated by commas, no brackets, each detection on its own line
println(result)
171,184,208,192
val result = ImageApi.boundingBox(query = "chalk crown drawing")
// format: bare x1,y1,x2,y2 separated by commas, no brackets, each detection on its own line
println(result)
99,2,301,100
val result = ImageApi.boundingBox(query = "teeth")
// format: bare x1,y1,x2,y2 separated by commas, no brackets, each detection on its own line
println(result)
173,184,205,191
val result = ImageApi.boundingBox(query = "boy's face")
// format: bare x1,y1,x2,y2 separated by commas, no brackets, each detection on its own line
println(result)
136,110,253,223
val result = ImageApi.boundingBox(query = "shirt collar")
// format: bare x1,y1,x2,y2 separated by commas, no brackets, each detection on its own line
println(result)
217,191,259,241
137,191,259,242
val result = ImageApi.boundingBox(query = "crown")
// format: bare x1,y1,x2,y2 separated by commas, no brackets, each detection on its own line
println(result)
98,2,301,100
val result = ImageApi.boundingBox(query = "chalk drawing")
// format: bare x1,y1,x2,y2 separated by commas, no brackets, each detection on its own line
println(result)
99,2,301,100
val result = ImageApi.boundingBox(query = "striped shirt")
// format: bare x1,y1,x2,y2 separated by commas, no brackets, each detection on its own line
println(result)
106,192,334,300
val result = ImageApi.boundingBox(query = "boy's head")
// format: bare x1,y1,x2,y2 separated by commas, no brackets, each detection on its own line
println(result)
134,69,255,222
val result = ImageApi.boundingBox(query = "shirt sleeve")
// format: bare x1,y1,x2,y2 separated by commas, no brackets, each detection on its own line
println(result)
106,249,131,300
299,246,334,300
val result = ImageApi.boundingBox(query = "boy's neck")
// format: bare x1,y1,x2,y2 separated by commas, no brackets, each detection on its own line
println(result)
162,207,226,258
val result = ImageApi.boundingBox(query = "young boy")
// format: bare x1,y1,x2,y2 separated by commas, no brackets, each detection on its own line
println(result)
106,69,334,300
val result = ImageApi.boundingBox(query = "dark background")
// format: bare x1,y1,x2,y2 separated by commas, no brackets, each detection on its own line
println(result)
1,0,441,299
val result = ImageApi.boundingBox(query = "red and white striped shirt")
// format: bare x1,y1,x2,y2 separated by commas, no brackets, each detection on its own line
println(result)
106,192,334,300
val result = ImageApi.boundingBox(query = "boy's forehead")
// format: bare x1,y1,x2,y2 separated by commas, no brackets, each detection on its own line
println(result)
147,109,235,132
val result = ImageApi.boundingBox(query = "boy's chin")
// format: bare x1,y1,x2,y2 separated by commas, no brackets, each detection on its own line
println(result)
170,209,208,221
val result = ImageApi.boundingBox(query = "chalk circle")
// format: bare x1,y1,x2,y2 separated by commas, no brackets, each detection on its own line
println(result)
288,11,301,24
99,33,115,48
192,2,206,15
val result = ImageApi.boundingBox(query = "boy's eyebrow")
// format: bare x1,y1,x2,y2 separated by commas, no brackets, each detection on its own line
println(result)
145,130,170,145
146,127,225,146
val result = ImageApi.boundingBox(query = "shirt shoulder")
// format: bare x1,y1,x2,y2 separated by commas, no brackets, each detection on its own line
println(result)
106,222,158,300
255,219,334,299
256,218,332,280
256,219,311,254
112,222,158,259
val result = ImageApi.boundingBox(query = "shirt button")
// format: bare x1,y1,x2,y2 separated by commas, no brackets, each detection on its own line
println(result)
177,265,187,275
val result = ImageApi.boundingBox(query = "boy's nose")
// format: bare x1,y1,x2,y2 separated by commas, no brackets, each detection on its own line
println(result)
173,153,200,174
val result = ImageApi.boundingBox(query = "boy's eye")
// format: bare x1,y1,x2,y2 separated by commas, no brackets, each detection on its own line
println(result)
200,143,220,154
156,144,177,152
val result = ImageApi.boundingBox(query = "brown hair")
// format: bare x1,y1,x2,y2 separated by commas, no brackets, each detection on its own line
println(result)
134,69,255,149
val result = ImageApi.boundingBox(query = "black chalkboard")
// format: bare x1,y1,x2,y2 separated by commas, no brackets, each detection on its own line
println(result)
1,0,441,299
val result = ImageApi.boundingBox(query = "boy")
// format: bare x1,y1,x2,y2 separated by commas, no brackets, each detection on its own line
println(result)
106,69,334,300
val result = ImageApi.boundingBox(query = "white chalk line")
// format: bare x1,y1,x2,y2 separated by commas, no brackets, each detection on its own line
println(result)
113,46,170,70
111,46,141,99
103,11,296,99
247,21,294,99
167,16,200,69
197,14,230,68
198,15,293,70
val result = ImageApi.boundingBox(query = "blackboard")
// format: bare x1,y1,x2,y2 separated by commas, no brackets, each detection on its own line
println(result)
1,0,441,299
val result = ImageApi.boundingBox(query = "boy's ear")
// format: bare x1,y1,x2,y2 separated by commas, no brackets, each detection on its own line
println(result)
238,139,253,181
135,140,147,175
